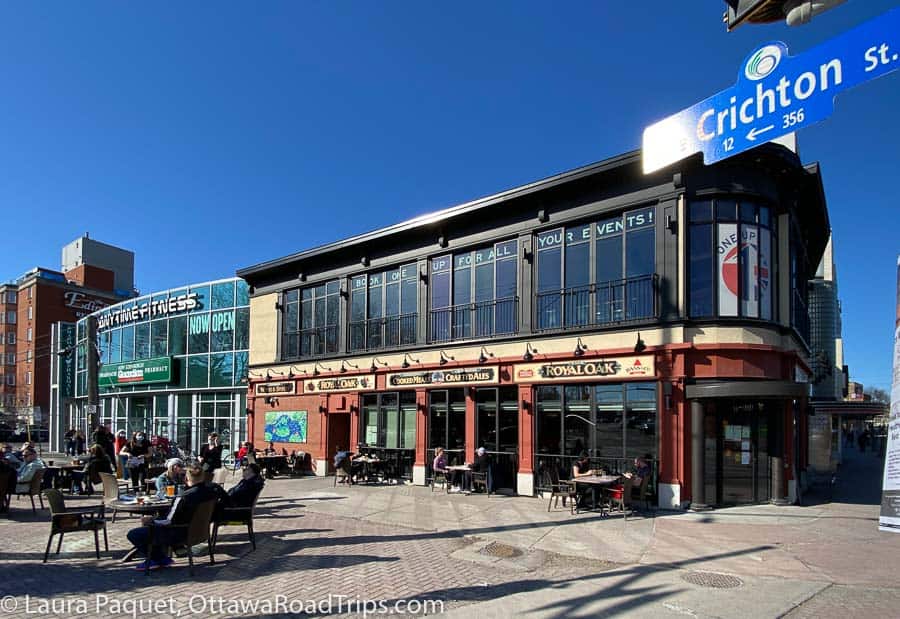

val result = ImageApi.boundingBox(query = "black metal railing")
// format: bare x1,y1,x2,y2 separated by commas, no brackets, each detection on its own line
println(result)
534,274,658,332
356,445,415,481
348,313,418,353
533,453,657,497
429,297,518,344
282,325,339,359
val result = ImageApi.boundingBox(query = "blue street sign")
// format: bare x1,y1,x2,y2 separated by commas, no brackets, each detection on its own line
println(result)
643,8,900,174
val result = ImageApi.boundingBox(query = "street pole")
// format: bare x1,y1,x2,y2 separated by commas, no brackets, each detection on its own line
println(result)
86,315,99,432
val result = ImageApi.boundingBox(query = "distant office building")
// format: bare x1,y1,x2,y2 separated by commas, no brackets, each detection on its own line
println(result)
846,381,865,400
6,234,136,427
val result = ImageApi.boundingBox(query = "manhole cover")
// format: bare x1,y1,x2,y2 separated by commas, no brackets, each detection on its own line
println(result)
479,541,523,559
681,571,743,589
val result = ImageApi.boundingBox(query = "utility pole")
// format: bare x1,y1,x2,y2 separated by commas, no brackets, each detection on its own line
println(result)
86,315,99,431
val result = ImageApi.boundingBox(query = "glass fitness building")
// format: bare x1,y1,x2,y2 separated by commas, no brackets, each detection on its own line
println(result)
58,278,250,456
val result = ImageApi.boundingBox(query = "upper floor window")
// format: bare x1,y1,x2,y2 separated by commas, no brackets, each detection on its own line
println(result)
282,280,340,358
27,306,32,321
429,240,518,343
688,198,774,320
26,327,32,342
6,333,15,345
6,311,15,324
536,206,656,330
5,291,15,304
349,264,417,352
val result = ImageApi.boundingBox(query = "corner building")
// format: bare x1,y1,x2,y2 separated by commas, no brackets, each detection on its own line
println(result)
60,278,250,456
239,145,827,508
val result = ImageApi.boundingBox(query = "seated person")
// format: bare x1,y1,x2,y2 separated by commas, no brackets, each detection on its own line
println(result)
155,459,185,498
571,452,596,508
432,447,448,476
235,442,252,466
333,447,354,482
0,456,17,503
263,441,277,456
454,447,488,493
70,444,114,494
213,463,265,518
14,448,45,493
631,455,651,484
1,443,22,470
126,465,219,570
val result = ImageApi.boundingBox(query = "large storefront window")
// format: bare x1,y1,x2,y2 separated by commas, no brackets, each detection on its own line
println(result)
689,199,774,320
535,381,658,477
429,240,517,343
536,206,656,331
360,391,416,449
349,264,417,352
282,280,340,358
427,389,466,467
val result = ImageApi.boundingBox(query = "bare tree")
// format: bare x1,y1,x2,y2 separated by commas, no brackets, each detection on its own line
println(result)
866,387,890,403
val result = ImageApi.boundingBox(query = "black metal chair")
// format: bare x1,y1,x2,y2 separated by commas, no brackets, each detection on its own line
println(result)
42,489,108,562
471,470,491,497
211,488,262,553
545,468,575,512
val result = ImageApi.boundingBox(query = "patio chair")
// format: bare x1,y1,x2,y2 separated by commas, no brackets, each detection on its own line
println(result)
42,489,108,562
99,472,125,523
211,468,229,486
147,498,217,576
211,486,262,553
431,468,451,493
0,469,12,514
606,476,633,519
632,475,651,511
334,458,352,486
546,468,575,512
471,470,491,497
15,469,46,514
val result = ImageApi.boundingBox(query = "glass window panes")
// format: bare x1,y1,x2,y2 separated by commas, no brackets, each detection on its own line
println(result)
187,355,209,388
211,281,235,310
135,323,150,359
190,285,210,312
236,279,250,306
151,321,168,357
209,352,233,387
188,312,210,353
121,326,135,362
168,317,187,356
210,310,235,352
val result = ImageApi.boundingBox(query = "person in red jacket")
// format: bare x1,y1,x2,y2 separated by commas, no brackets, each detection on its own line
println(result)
114,430,129,479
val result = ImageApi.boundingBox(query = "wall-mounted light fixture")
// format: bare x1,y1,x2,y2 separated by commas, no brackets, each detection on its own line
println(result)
264,395,279,407
537,209,549,223
419,266,428,283
523,342,539,362
297,272,306,282
289,365,306,379
634,333,646,353
574,337,588,358
437,234,447,248
313,361,332,377
248,369,265,379
369,357,388,373
439,350,455,366
340,360,359,373
360,256,370,267
522,245,533,263
478,346,494,364
266,368,285,379
401,353,421,369
663,382,674,411
666,214,678,233
275,301,284,311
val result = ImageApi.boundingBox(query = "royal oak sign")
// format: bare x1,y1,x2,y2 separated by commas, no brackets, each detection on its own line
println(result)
643,9,900,173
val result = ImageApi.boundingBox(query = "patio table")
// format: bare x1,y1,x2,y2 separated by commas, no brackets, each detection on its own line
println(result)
573,474,620,513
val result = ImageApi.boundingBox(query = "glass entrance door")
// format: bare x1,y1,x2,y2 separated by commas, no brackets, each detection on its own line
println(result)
706,401,773,505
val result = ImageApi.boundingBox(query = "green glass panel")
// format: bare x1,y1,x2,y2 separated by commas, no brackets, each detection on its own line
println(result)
209,352,233,387
235,279,250,306
168,317,187,356
188,355,209,388
211,281,235,310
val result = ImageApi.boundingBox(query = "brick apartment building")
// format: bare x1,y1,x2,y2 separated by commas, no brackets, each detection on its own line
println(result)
2,235,135,428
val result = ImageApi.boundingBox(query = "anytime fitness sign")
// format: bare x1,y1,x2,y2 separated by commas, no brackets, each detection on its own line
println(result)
97,292,200,330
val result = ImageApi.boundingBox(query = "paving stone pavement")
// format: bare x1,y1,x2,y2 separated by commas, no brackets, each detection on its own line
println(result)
0,482,620,619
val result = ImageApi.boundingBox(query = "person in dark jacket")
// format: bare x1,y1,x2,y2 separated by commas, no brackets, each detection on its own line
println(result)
91,425,115,466
213,463,264,518
70,444,114,494
199,433,224,475
119,432,151,492
126,466,218,569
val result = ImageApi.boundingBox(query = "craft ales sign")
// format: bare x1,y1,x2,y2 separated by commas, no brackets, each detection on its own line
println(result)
387,366,499,387
514,356,655,383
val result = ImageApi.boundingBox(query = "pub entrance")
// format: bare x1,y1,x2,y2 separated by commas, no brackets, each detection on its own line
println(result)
703,400,774,505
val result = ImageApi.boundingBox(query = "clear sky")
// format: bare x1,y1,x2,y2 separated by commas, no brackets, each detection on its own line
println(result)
1,2,897,392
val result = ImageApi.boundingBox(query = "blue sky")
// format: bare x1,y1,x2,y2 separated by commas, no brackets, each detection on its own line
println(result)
1,2,897,392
